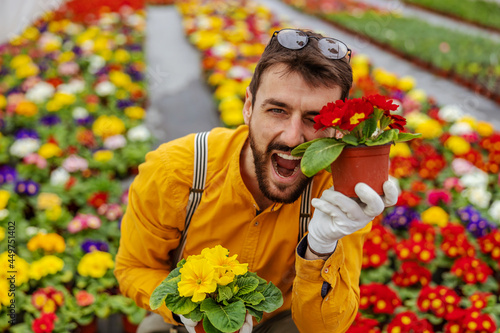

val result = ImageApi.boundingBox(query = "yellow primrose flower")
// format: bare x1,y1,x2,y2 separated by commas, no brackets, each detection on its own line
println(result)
178,258,217,302
0,94,6,109
0,190,10,210
15,101,38,117
405,112,429,130
214,81,239,100
201,245,248,285
46,205,62,221
458,116,477,129
22,26,40,40
46,92,76,111
10,54,32,69
445,136,471,155
42,38,62,53
93,150,114,162
78,251,114,278
415,119,443,139
407,89,427,103
190,31,221,50
16,62,39,79
0,253,30,286
94,36,110,52
28,233,65,253
125,106,146,120
0,280,11,306
373,68,398,87
37,193,62,210
58,51,75,63
221,108,244,127
390,142,412,158
114,49,131,63
109,71,132,89
0,227,4,242
397,76,416,92
476,121,494,137
208,72,226,86
92,115,126,138
215,59,233,72
421,206,449,227
38,143,63,159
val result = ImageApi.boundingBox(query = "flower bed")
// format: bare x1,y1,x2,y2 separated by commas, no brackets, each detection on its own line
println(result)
403,0,500,33
175,0,500,331
281,0,500,104
0,1,152,332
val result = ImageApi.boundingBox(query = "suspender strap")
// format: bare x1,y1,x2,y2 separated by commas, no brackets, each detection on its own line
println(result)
173,131,209,265
298,180,313,242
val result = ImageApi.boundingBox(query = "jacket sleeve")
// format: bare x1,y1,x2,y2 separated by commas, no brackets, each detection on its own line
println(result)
114,141,193,324
291,222,371,333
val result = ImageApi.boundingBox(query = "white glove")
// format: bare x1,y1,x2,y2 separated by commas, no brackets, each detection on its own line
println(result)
308,181,398,254
180,313,253,333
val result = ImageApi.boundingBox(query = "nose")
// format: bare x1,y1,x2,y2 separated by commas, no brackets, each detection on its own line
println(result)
280,115,306,148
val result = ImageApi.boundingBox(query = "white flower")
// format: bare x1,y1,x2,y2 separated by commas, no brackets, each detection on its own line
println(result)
127,125,151,142
88,55,106,74
488,200,500,224
0,209,8,221
459,167,489,188
391,99,403,115
50,168,70,186
462,187,492,209
95,81,116,96
62,155,89,172
81,40,94,54
25,82,55,103
227,66,252,80
58,79,85,94
449,122,474,136
104,135,127,150
26,226,40,237
451,158,474,176
72,107,89,120
126,13,145,27
438,105,465,122
115,34,127,45
10,138,40,158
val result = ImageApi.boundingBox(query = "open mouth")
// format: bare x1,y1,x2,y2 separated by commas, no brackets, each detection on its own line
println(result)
271,152,301,178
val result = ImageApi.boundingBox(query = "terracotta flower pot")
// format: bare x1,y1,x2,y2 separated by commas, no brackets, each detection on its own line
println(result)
74,317,98,333
330,144,391,198
195,321,239,333
122,314,139,333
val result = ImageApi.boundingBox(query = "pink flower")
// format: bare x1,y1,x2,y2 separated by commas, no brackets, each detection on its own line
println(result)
67,218,83,233
75,290,95,307
106,204,123,221
443,177,464,192
86,215,101,229
58,62,79,76
121,189,129,205
62,155,88,173
427,189,451,206
451,158,474,176
103,135,127,150
24,153,48,169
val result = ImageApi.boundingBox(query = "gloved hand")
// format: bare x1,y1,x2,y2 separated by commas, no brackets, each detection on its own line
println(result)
180,312,253,333
308,180,398,255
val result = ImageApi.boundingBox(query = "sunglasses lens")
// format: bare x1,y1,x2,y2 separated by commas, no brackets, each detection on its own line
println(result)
277,29,308,50
318,38,348,59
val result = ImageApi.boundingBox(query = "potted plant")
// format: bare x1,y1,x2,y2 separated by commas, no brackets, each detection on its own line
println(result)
291,94,421,197
150,245,283,333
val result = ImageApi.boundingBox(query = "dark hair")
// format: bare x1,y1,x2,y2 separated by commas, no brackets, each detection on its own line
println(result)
249,29,353,107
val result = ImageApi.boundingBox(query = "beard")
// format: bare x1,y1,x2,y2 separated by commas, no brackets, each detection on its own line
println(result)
248,129,312,204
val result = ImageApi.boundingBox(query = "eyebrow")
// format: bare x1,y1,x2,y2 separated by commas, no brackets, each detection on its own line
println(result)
260,98,320,116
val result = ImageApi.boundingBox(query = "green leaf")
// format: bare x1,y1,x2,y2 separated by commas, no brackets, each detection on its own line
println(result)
200,299,246,332
150,276,181,310
202,315,224,333
177,259,186,268
238,291,265,305
236,277,259,296
185,306,203,322
291,138,324,157
164,294,198,315
366,129,396,146
217,285,233,303
301,139,346,177
362,117,378,139
396,132,422,142
246,307,263,322
341,134,359,146
249,282,283,313
244,272,267,292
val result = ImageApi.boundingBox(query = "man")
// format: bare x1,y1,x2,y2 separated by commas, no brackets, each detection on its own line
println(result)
114,29,398,333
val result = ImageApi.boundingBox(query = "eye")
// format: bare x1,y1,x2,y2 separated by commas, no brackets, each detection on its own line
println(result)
305,118,316,125
269,108,285,115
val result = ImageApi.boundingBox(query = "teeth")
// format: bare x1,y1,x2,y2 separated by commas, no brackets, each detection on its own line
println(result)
272,158,300,178
276,153,301,160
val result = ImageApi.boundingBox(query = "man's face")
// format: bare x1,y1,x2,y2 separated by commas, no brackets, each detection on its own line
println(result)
243,64,342,203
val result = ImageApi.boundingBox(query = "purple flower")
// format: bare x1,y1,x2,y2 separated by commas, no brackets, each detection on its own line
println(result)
127,44,142,52
126,66,142,81
467,218,495,238
40,115,61,126
0,165,17,184
81,239,109,253
457,206,481,223
116,99,134,109
75,115,94,126
96,66,109,76
15,128,39,140
383,206,420,230
15,180,40,196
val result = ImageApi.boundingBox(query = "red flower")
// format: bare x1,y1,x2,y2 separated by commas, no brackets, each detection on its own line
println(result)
386,311,434,333
478,230,500,261
390,156,419,178
451,257,492,284
76,290,95,307
366,94,399,111
396,191,422,207
342,98,374,131
469,292,493,310
32,313,57,333
417,285,460,319
360,283,402,314
313,101,346,131
392,261,431,287
427,189,451,206
347,313,380,333
441,224,475,258
88,192,108,209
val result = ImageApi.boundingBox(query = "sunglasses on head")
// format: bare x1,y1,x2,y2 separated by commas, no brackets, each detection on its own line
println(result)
272,29,352,62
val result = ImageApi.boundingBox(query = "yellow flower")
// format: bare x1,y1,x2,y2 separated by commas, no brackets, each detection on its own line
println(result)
92,115,126,138
0,94,6,109
10,54,32,69
93,150,114,162
421,206,449,227
37,193,62,210
125,106,146,120
214,81,239,100
458,116,477,129
22,26,40,40
1,252,29,285
58,51,75,63
201,245,248,285
46,92,76,112
109,71,132,89
114,49,131,63
397,76,416,92
221,108,244,127
178,258,217,302
476,121,494,137
28,233,65,253
15,101,38,117
407,89,427,103
405,112,430,130
445,136,471,155
16,62,39,79
46,205,62,221
390,142,412,158
415,119,443,139
0,280,11,306
29,256,64,280
38,143,63,159
77,251,114,278
0,190,10,210
208,72,226,86
0,227,4,242
373,68,398,87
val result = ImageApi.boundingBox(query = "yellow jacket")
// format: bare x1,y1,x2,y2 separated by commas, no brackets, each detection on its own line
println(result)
114,125,370,332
